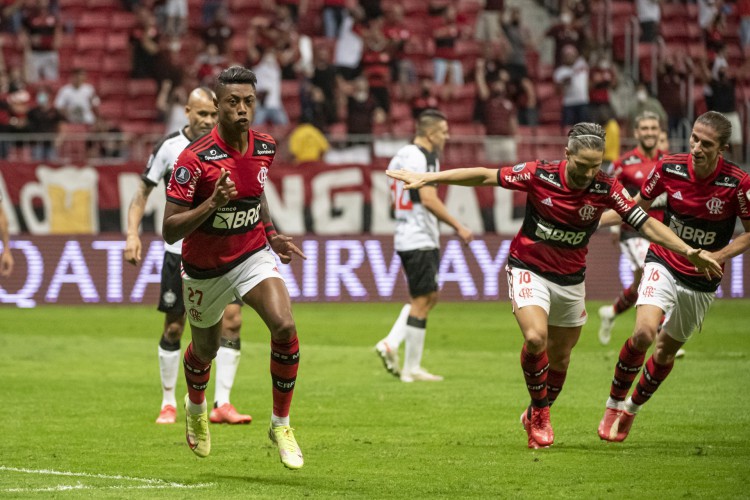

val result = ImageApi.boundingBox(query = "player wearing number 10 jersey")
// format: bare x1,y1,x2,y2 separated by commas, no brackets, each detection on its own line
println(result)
598,111,750,443
386,122,721,449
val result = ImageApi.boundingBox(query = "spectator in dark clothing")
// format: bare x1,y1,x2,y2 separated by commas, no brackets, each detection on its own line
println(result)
345,76,385,145
704,65,742,161
545,7,586,67
410,77,440,119
310,43,340,124
360,17,391,114
20,0,61,82
502,6,533,82
657,53,690,141
476,59,518,164
0,89,30,158
202,5,233,56
27,85,64,160
130,9,167,83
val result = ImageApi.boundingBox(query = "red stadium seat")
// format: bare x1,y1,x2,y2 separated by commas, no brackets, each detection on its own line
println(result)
97,100,126,120
127,79,158,97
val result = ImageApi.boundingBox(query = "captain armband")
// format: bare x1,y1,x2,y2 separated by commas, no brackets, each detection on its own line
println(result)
625,206,649,231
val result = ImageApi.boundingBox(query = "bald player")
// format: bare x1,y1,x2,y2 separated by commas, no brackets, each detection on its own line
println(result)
125,87,253,426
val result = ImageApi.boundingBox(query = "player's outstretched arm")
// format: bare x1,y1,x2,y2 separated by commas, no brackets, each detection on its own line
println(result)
124,181,154,265
260,193,306,264
163,168,237,244
598,193,653,229
639,217,723,279
386,167,499,189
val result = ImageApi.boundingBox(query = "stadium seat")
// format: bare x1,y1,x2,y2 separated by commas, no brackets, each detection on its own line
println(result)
111,12,137,31
98,100,126,120
127,79,158,97
76,12,111,32
98,79,129,99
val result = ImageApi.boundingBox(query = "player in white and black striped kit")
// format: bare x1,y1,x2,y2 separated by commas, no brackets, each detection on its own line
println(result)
124,87,252,425
375,109,473,382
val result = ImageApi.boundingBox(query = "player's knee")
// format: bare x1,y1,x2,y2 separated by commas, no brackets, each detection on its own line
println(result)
222,315,242,340
163,322,184,343
631,325,657,351
524,330,547,352
271,320,297,343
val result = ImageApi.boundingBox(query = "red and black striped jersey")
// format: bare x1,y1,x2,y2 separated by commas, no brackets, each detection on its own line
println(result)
612,147,667,239
642,153,750,292
498,160,646,285
166,127,276,278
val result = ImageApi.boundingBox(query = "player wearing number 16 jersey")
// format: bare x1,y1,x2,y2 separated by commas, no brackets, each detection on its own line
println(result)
375,109,473,383
597,111,750,443
386,122,721,449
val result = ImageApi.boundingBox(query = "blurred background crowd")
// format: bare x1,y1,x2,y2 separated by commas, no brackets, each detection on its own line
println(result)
0,0,747,167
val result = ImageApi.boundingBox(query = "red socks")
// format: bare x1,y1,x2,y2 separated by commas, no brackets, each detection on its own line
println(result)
183,343,211,405
271,336,300,418
632,356,673,406
610,337,647,402
521,345,549,407
614,285,639,314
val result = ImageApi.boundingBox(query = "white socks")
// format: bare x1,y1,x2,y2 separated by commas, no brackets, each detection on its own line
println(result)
214,346,241,406
272,414,290,427
403,323,426,375
158,346,181,408
383,304,411,349
624,398,642,414
606,397,624,411
186,397,207,415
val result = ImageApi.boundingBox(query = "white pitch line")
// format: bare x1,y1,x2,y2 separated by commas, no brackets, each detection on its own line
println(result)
0,466,213,490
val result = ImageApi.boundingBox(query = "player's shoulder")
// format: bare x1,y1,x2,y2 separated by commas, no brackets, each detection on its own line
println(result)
182,131,215,155
151,129,184,156
616,148,641,166
252,130,277,146
658,152,689,166
250,130,278,157
390,144,427,168
714,157,750,188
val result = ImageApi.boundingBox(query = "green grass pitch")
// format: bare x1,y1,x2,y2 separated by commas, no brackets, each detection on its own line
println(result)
1,300,749,498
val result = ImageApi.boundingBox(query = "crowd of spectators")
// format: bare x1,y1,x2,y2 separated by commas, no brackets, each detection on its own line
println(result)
0,0,747,165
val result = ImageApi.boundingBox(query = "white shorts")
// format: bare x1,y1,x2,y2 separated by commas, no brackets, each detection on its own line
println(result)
636,262,715,342
620,237,650,272
181,248,284,328
506,266,588,328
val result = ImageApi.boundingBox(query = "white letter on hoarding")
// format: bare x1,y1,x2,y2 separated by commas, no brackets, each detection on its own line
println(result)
92,240,127,302
731,254,743,298
0,241,43,307
469,239,512,298
443,185,484,234
311,168,363,234
369,171,396,235
325,240,366,298
265,176,305,235
438,240,478,297
130,240,163,302
46,240,99,303
302,239,319,298
364,240,401,297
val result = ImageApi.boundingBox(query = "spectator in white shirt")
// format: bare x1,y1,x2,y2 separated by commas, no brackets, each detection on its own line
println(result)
553,44,589,127
53,68,100,125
